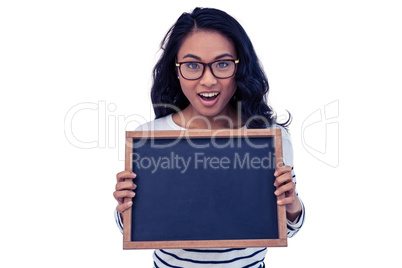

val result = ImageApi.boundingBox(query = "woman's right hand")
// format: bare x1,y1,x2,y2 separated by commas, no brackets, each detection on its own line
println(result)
113,170,137,213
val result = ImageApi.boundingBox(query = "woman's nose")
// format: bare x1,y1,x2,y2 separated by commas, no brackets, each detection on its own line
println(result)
199,65,217,87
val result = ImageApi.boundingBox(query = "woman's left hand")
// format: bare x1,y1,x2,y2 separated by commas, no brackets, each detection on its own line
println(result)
274,165,302,222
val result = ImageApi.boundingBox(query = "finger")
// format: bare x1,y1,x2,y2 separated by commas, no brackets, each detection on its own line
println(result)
116,170,137,183
274,165,292,177
274,181,295,196
113,190,136,204
115,181,137,191
274,171,293,187
277,196,296,206
116,201,133,213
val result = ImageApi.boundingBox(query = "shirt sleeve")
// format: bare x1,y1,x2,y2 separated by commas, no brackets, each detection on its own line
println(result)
280,127,306,238
114,207,124,234
287,196,305,238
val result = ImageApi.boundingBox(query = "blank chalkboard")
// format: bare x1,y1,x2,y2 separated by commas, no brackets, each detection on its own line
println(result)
123,129,287,249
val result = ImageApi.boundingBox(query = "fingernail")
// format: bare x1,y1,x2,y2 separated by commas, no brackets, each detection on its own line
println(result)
277,200,282,205
274,190,279,195
128,201,133,206
129,192,135,197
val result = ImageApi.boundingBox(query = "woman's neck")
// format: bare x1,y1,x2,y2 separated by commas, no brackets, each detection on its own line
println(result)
172,105,244,130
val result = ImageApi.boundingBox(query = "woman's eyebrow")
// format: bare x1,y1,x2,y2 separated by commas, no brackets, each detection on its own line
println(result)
214,53,235,60
182,54,202,61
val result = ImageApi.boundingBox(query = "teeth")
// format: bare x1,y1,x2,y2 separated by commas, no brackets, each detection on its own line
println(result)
199,92,219,97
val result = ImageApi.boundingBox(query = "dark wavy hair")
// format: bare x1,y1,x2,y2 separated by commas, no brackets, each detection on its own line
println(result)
150,7,290,129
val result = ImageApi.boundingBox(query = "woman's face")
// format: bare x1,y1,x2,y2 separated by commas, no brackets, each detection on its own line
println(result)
177,30,238,119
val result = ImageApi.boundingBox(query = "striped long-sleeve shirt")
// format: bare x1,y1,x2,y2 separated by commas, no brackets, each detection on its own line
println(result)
115,114,305,267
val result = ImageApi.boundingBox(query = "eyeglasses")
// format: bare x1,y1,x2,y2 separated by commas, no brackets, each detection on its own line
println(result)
176,59,239,80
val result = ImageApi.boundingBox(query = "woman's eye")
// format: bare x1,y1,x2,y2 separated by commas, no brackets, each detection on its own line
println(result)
185,62,201,69
216,61,230,68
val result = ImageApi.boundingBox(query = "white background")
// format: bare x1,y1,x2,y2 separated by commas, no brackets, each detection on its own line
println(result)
1,0,401,267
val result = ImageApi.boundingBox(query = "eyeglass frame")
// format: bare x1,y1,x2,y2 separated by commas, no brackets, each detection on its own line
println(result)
175,59,240,80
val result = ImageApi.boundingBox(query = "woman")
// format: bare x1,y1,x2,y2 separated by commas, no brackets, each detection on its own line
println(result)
114,7,305,267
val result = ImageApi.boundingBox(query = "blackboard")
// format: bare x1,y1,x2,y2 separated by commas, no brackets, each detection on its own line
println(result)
123,129,287,249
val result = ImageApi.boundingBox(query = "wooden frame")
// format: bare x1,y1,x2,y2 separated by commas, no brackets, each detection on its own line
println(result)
123,129,287,249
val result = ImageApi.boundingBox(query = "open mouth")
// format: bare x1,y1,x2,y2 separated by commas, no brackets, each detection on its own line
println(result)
198,92,220,101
